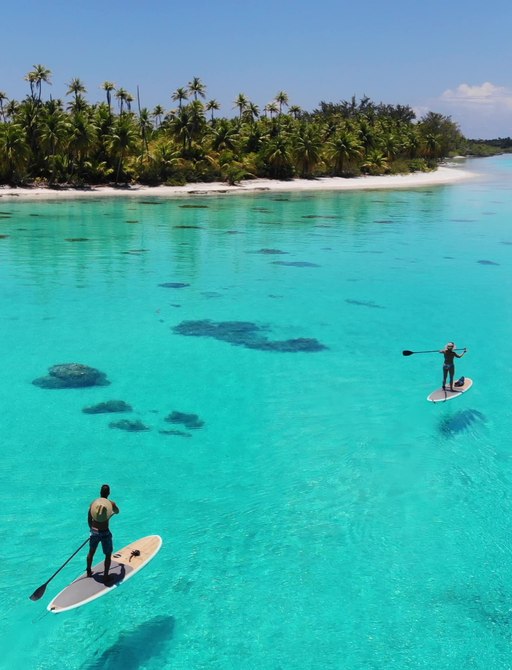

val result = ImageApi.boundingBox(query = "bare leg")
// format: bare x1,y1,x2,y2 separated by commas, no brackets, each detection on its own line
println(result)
449,368,455,391
86,547,96,577
104,554,112,583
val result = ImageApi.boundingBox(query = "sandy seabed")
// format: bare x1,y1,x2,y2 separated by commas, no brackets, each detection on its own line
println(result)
0,165,476,202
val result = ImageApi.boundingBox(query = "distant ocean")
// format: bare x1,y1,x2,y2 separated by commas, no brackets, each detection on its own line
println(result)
2,155,512,669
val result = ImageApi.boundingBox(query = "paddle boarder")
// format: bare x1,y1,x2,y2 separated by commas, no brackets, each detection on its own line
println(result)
440,342,467,391
86,484,119,584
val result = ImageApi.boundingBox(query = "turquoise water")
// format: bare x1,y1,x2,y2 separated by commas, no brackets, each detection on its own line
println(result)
2,156,512,669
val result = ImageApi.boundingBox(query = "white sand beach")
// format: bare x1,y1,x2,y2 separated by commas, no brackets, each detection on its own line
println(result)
0,165,476,201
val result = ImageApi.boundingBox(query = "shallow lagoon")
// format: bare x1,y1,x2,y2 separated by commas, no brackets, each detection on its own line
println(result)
2,156,512,669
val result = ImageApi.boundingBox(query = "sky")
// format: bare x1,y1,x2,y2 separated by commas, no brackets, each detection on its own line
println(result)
1,0,511,139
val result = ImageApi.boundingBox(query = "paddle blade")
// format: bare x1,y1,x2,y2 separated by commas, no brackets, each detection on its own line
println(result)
402,350,414,356
29,583,47,601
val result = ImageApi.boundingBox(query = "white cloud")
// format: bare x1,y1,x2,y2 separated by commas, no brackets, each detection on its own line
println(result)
440,82,512,109
424,82,512,138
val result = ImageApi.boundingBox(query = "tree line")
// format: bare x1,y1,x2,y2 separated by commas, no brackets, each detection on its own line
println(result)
0,65,466,187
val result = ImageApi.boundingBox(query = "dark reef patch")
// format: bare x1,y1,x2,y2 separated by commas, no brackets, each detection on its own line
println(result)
159,429,192,438
33,363,110,389
122,249,149,254
201,291,222,298
0,234,9,239
83,400,132,414
65,238,89,242
109,419,150,432
253,248,288,255
159,282,190,288
173,319,327,352
346,299,384,309
165,411,204,429
477,260,499,265
272,261,320,267
174,225,203,229
179,204,209,209
301,215,339,220
139,201,162,205
439,409,486,436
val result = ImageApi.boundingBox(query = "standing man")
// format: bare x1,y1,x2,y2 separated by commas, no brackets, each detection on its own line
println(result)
87,484,119,584
440,342,467,391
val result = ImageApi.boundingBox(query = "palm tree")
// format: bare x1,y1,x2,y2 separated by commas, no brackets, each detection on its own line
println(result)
421,133,442,159
16,98,43,162
326,131,363,175
68,112,98,178
169,108,194,152
93,104,115,161
125,92,134,113
187,100,207,143
152,104,165,127
205,99,220,123
39,109,69,182
242,102,260,125
24,71,37,100
28,64,52,102
171,87,188,109
0,123,30,182
152,142,182,180
115,88,129,115
188,76,206,101
275,91,289,115
209,119,239,152
0,92,8,122
108,115,139,182
263,135,293,179
66,78,87,105
67,94,88,114
5,100,19,121
289,105,302,120
138,107,153,155
292,124,323,177
264,101,278,119
233,93,248,120
361,149,388,175
101,81,116,114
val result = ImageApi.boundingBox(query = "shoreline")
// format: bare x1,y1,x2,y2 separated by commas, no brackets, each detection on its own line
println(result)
0,165,477,202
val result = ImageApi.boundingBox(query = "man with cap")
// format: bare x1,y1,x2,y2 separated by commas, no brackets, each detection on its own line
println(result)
86,484,120,583
439,342,467,391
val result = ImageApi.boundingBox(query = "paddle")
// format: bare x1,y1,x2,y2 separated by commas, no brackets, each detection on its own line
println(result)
29,538,89,601
402,348,465,356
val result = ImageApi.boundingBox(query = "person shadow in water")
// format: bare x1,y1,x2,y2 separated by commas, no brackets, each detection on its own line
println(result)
83,615,175,670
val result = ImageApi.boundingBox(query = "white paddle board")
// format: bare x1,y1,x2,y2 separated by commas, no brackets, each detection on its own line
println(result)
427,377,473,403
47,534,162,613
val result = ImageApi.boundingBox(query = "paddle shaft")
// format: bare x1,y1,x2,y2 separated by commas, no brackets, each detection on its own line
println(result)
29,538,89,601
402,348,465,356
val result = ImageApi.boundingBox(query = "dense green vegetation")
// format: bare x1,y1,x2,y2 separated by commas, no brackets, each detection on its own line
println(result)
0,66,466,187
463,137,512,157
